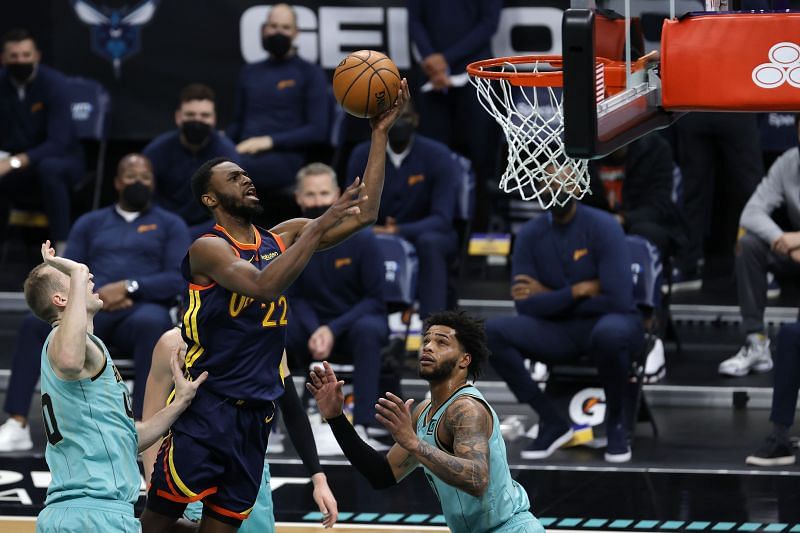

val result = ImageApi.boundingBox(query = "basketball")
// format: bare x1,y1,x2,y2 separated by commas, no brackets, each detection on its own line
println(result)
332,50,401,119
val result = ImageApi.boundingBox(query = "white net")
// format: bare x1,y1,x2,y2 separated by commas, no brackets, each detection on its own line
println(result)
469,59,591,209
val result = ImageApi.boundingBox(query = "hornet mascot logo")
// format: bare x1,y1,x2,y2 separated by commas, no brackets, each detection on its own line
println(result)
70,0,160,78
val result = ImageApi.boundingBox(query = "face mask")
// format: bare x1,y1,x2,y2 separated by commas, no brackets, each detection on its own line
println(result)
550,197,575,219
301,205,331,219
262,33,292,59
121,181,152,211
7,62,34,84
181,120,212,146
388,118,414,150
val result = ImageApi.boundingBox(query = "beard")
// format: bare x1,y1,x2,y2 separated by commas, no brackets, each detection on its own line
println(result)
217,191,264,221
418,357,458,383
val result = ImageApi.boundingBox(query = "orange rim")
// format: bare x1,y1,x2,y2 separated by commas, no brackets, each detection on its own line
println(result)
467,52,659,90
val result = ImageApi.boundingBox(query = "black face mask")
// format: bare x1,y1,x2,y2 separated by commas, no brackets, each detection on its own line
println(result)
262,33,292,59
181,120,212,147
388,119,414,150
121,182,152,211
550,197,575,219
301,205,331,219
7,62,34,84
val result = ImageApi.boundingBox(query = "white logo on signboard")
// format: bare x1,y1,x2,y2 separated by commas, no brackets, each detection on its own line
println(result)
568,387,606,427
752,42,800,89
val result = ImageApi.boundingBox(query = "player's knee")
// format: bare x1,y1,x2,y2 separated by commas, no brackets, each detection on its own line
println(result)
130,306,172,333
590,316,639,353
736,231,763,257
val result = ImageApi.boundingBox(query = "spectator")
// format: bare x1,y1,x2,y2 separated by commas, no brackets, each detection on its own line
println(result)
718,117,800,377
486,183,644,463
0,28,83,254
746,321,800,466
286,162,389,449
584,132,687,261
0,154,190,451
228,3,328,192
346,101,459,318
143,83,238,237
408,0,501,230
673,113,764,288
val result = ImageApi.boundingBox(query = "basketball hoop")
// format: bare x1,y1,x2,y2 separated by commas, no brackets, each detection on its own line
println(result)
468,55,632,209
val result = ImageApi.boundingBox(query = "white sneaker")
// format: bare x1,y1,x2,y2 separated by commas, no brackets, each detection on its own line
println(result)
0,418,33,452
355,425,390,452
524,359,549,382
643,336,666,383
718,335,772,377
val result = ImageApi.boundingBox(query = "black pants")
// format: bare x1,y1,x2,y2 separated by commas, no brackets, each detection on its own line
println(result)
675,113,763,273
771,322,800,428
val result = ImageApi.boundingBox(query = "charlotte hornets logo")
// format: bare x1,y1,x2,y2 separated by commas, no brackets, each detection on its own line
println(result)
70,0,160,78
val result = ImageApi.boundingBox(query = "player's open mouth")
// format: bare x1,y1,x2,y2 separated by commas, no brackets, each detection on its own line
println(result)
419,355,435,364
245,187,259,199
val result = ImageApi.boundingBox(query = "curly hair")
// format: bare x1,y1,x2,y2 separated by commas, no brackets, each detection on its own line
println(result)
423,310,491,381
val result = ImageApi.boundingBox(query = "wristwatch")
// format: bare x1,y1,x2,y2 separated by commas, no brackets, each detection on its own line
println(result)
125,279,140,296
9,156,21,169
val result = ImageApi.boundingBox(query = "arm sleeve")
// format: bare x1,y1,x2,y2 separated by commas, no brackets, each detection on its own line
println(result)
327,239,386,336
278,380,322,476
270,66,329,149
408,0,436,60
739,153,791,245
511,225,575,317
226,68,246,143
441,0,503,67
328,414,397,489
572,219,635,316
136,216,192,302
26,77,75,163
397,150,457,237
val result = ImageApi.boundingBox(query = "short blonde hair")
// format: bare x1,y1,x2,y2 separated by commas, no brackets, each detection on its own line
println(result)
23,263,62,323
295,162,338,190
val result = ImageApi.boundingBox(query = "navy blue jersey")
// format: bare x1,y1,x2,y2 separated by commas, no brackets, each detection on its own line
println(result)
181,224,288,402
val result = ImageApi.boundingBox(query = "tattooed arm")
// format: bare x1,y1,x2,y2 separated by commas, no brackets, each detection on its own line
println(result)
375,393,491,498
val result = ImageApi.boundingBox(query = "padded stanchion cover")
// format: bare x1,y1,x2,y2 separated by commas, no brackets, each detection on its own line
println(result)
661,12,800,111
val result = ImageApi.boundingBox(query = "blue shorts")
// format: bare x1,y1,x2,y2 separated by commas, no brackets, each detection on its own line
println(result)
37,498,140,533
183,460,274,532
146,387,275,527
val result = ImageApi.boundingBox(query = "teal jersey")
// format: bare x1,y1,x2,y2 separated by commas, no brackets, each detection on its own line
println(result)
416,384,537,533
40,328,140,506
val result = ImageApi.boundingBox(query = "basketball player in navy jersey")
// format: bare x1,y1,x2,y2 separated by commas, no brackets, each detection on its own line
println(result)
142,79,408,533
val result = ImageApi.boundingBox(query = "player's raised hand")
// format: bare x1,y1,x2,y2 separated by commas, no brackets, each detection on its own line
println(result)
41,240,88,276
315,177,367,227
306,361,345,420
170,345,208,407
375,392,417,450
370,78,410,133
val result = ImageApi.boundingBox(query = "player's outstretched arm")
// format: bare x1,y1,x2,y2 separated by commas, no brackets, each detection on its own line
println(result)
190,184,366,302
278,355,338,528
376,394,490,498
306,362,420,489
40,240,94,379
140,328,184,484
274,80,410,251
135,346,207,452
